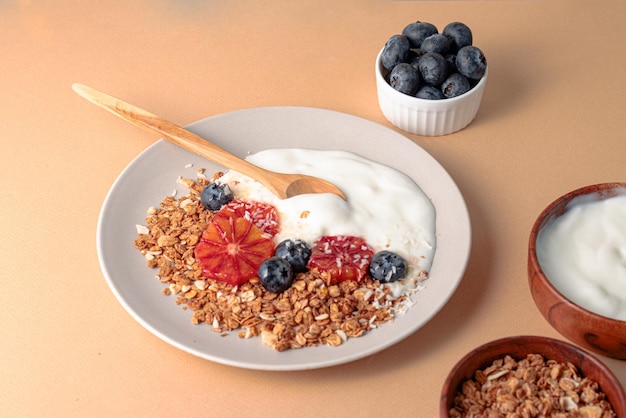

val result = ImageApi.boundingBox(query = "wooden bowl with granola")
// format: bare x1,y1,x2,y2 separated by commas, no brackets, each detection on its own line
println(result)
440,336,626,417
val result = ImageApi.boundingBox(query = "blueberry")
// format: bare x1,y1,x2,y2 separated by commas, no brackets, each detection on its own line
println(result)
420,34,451,55
274,239,311,273
416,85,445,100
456,45,486,80
258,256,294,293
444,53,457,73
409,52,423,70
401,21,438,49
405,49,419,65
389,63,420,96
200,182,234,211
369,251,407,283
381,35,411,70
442,73,471,98
417,52,448,86
443,22,473,52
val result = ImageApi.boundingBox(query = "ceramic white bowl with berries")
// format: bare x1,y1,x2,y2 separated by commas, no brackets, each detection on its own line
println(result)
375,21,488,136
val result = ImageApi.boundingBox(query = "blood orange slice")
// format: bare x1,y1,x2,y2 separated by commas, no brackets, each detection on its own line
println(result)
307,235,374,283
194,213,275,286
218,199,280,236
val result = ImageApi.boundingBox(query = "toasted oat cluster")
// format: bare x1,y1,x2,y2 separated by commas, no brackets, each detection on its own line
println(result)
449,354,616,418
133,172,411,351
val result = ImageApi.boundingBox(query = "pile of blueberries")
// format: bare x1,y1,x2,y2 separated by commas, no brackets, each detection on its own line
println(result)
381,21,487,99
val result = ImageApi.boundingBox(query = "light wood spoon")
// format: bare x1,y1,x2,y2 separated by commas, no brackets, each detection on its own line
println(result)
72,83,345,200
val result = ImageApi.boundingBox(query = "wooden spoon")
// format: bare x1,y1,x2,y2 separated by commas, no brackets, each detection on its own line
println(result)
72,83,345,200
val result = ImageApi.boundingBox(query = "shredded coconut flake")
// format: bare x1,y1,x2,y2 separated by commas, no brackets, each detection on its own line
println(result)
135,224,149,235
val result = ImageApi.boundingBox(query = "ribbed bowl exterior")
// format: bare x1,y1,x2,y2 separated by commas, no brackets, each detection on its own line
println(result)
375,49,487,136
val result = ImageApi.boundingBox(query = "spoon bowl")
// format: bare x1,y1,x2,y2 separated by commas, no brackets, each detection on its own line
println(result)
72,83,346,200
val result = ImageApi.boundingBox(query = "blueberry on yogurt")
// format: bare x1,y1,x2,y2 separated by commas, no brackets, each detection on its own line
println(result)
200,182,234,212
369,251,408,283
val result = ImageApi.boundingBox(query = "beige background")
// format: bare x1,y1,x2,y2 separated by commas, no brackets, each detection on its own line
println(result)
2,1,625,417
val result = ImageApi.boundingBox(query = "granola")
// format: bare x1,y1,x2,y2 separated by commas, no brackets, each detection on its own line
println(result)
449,353,616,417
133,173,414,351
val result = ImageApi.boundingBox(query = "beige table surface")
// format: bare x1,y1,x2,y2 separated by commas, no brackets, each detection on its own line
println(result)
2,1,626,416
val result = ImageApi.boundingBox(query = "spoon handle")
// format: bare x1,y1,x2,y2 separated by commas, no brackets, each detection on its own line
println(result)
71,83,267,181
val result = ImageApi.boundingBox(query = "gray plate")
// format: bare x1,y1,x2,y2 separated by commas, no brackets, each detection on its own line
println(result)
96,106,471,370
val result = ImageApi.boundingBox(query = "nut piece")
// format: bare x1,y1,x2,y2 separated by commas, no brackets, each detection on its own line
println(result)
157,235,178,247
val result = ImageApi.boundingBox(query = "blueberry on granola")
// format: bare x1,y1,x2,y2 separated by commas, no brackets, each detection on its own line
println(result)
200,182,234,211
369,250,407,283
258,256,294,293
274,239,311,273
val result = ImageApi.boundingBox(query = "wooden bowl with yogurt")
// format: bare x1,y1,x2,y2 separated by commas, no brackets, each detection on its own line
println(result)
528,183,626,359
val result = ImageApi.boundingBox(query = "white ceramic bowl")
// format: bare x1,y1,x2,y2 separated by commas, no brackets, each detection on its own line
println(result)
375,48,487,136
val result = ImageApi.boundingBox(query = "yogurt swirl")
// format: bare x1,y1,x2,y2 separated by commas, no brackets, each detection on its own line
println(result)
217,148,437,297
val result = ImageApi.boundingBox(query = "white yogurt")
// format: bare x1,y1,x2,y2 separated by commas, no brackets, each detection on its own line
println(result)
217,148,436,297
536,193,626,320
